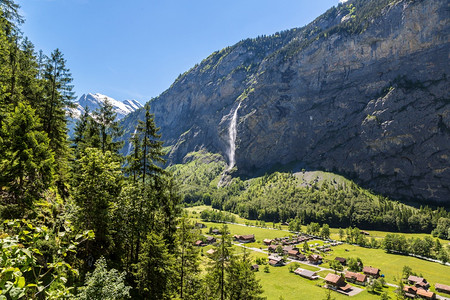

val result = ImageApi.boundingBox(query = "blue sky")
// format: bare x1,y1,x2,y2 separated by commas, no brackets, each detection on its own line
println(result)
20,0,341,104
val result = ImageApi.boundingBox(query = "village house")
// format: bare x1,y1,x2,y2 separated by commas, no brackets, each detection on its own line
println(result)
361,231,370,236
268,244,278,253
408,275,430,290
194,240,204,247
282,245,298,255
288,249,300,259
263,239,273,245
251,264,259,272
233,234,255,243
308,254,323,265
297,253,307,261
211,229,220,235
294,268,319,280
334,257,347,265
403,285,435,300
435,283,450,294
416,288,436,300
206,249,216,256
205,236,216,244
403,285,418,298
362,266,380,278
268,255,284,267
345,271,367,286
324,273,352,292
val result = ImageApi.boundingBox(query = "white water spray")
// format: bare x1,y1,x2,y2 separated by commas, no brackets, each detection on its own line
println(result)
126,128,138,156
227,102,241,170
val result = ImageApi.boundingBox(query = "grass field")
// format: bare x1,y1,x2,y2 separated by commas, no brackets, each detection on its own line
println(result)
255,265,395,300
185,206,450,300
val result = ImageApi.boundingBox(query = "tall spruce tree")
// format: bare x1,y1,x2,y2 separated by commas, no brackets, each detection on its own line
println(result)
176,215,201,299
0,102,54,209
41,48,75,196
73,147,122,262
92,98,123,154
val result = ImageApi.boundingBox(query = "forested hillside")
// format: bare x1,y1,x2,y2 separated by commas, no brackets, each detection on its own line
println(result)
170,151,450,235
0,1,263,299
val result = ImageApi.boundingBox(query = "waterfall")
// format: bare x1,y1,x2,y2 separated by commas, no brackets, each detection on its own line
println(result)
218,102,242,187
227,102,241,170
126,128,137,156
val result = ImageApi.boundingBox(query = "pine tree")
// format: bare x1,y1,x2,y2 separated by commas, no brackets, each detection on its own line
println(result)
92,98,123,154
135,232,175,300
41,48,75,196
176,215,201,299
226,248,265,300
137,103,165,185
0,102,54,208
73,147,122,261
204,225,233,300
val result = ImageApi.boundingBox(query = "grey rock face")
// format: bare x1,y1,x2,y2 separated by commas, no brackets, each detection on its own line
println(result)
122,0,450,203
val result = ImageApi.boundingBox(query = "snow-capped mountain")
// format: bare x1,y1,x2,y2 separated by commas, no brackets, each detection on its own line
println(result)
73,93,143,120
67,93,143,136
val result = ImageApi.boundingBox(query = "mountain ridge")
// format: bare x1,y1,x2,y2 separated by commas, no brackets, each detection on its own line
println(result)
121,0,450,204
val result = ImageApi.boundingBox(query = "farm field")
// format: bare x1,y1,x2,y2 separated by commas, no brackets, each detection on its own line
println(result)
186,205,450,300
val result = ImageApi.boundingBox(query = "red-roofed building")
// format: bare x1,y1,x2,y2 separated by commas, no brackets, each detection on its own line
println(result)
345,271,367,286
363,266,380,278
416,288,436,300
436,283,450,294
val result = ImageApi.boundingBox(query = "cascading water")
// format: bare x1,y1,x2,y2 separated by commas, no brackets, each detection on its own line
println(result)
227,102,241,170
126,128,138,156
218,102,241,187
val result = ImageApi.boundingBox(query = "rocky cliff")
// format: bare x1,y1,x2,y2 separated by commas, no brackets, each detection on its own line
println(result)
122,0,450,203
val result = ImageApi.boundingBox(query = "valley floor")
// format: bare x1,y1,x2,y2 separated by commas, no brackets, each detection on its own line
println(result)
186,206,450,300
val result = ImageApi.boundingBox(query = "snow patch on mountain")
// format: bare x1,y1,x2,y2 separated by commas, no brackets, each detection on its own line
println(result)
67,93,144,137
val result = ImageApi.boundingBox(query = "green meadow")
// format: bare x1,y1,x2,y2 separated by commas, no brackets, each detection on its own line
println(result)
186,205,450,300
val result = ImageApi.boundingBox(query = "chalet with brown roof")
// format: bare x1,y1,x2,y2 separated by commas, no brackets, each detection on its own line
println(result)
435,283,450,294
335,257,346,265
251,264,259,271
234,234,255,243
297,253,306,261
206,236,216,244
408,275,430,290
268,256,283,267
211,229,220,235
344,271,367,286
416,288,436,300
324,273,351,292
268,245,278,253
403,285,418,298
263,239,272,245
194,240,204,247
308,254,323,264
362,266,380,278
288,249,300,258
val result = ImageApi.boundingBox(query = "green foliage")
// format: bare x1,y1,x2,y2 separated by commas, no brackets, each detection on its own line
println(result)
72,147,123,259
175,215,202,300
0,219,92,299
347,257,363,272
135,232,175,300
432,217,450,239
0,102,54,208
329,260,343,272
76,257,131,300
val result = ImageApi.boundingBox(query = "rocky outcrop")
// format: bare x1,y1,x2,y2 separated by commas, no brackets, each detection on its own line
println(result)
122,0,450,203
